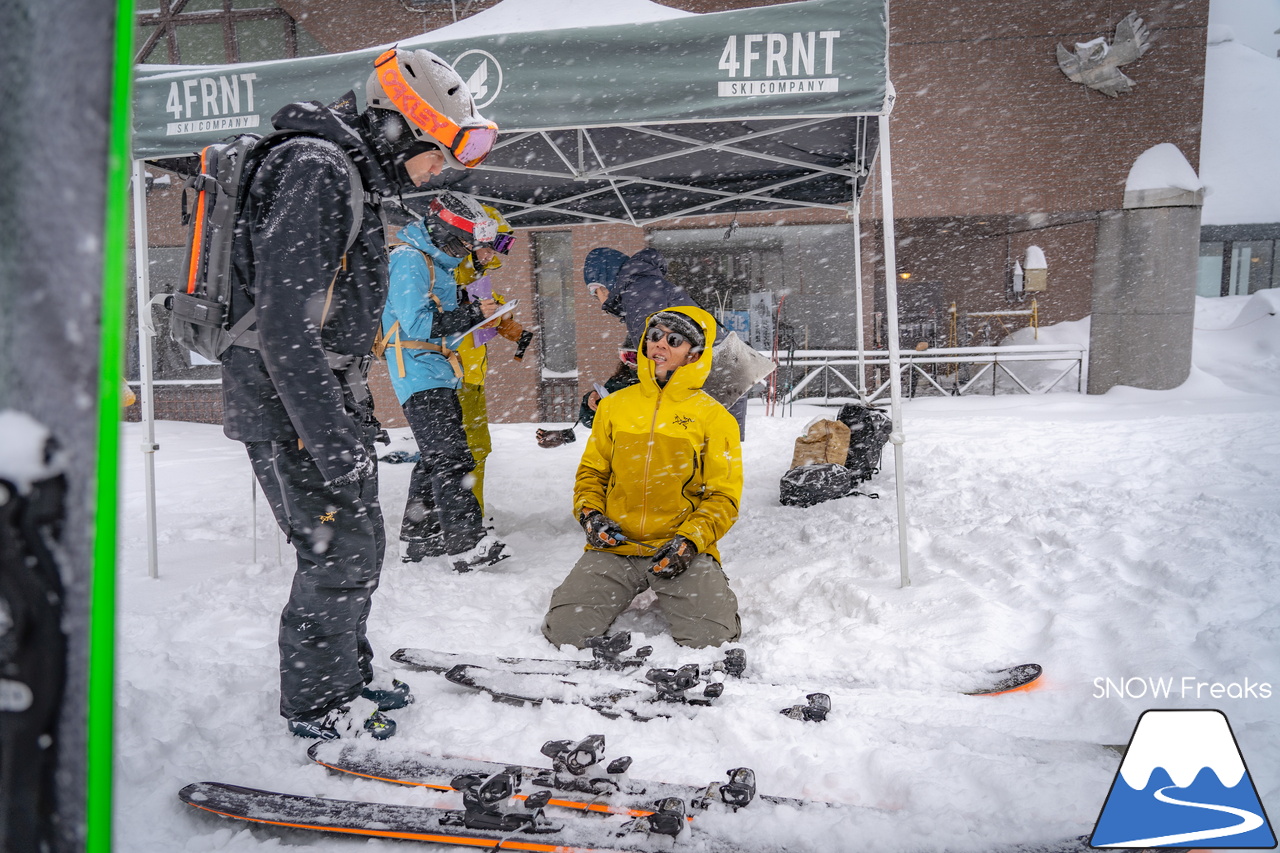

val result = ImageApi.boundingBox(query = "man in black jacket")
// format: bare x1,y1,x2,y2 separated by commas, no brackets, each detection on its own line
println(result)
222,47,497,740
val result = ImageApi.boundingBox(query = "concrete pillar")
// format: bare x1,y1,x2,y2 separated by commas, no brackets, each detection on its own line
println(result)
1087,151,1204,394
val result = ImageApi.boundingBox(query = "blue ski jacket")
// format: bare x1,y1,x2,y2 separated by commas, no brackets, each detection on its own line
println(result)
381,219,466,404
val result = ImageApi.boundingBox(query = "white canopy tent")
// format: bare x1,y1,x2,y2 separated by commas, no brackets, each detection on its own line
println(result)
130,0,911,586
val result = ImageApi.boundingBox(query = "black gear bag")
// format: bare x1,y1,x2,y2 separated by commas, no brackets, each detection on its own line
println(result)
835,403,892,483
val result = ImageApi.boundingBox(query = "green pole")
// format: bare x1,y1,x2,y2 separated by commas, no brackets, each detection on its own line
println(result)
89,3,135,850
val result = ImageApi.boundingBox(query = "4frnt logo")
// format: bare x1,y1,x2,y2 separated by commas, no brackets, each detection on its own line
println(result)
1093,676,1272,700
716,31,841,98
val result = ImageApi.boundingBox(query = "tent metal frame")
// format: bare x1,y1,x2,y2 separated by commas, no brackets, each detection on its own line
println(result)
410,115,874,228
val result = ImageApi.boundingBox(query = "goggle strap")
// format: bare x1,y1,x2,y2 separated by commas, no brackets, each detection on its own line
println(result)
375,49,459,147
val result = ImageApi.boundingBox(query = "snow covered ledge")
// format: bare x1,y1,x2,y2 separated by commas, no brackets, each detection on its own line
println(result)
1122,142,1205,209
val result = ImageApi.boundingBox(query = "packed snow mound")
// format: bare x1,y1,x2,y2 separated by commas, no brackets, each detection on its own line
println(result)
1191,290,1280,396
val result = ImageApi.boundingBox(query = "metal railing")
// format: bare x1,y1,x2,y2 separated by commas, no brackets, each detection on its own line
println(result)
770,344,1086,406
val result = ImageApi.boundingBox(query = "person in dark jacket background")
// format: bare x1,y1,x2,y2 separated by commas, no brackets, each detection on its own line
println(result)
577,247,750,439
221,47,497,740
578,248,699,428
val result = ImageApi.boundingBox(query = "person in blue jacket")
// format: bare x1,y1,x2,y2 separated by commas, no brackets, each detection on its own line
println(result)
378,192,511,572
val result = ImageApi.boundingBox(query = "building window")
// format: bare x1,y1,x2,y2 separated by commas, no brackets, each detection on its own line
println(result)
1197,241,1225,297
1229,242,1275,296
136,0,326,66
1198,238,1278,297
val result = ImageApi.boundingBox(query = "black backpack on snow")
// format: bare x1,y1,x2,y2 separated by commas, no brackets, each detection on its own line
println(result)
835,403,892,483
779,463,865,508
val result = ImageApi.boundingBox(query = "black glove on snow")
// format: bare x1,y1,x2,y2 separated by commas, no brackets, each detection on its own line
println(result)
580,509,627,549
650,535,697,579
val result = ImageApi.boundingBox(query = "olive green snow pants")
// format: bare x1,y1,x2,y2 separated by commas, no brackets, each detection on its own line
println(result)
541,550,741,649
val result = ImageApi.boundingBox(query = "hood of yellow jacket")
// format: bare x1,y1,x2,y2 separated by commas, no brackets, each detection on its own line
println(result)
637,304,718,398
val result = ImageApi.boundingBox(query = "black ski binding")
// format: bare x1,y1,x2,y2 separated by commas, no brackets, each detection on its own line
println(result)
584,632,653,670
780,692,831,722
620,797,687,838
445,767,559,833
711,647,747,678
533,734,633,795
692,767,758,811
645,664,723,705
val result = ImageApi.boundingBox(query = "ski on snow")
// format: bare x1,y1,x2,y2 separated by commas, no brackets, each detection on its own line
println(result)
179,777,1127,853
180,779,686,852
184,732,1143,853
393,635,1041,721
177,768,1177,850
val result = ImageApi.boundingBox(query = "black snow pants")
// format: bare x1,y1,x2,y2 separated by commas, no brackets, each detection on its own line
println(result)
245,438,385,721
400,387,485,556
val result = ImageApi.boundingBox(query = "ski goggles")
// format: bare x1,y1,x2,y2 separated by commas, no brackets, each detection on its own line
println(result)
429,198,499,244
491,232,515,254
374,49,499,168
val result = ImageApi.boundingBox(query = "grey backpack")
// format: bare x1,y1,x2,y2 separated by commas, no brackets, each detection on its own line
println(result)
165,131,366,363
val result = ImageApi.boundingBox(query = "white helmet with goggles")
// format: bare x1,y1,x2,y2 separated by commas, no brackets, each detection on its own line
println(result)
366,47,498,170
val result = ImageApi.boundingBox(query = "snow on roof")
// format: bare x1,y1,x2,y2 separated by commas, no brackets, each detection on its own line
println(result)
425,0,694,40
1200,29,1280,225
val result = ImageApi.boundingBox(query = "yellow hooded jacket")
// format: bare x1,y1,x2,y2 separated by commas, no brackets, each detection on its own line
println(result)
573,305,742,563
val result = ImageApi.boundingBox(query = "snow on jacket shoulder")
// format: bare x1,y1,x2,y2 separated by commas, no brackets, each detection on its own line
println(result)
574,305,742,563
382,219,465,404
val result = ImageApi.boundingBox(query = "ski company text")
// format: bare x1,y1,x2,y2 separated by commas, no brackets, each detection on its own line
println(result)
1093,675,1273,700
717,31,841,98
163,73,260,135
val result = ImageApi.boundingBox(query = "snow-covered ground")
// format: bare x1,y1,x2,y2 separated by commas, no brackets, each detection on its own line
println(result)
115,291,1280,851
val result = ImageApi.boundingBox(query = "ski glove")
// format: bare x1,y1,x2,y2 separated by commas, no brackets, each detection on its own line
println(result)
650,535,697,579
580,509,627,549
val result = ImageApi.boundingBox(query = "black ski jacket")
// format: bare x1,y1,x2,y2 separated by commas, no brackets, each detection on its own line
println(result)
601,248,699,350
221,93,401,484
